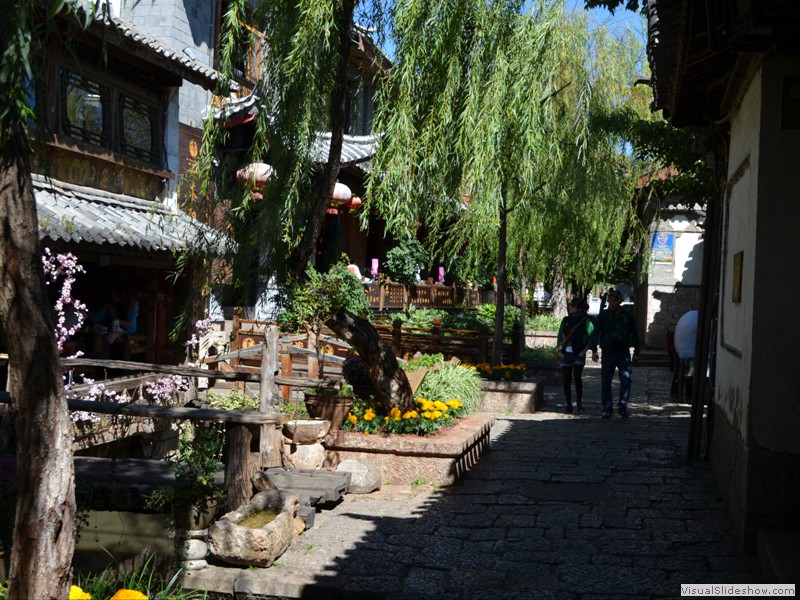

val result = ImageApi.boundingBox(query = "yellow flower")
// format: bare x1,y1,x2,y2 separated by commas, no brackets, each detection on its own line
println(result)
432,410,443,419
110,590,147,600
433,400,448,411
422,411,434,420
402,410,418,420
69,586,91,600
390,407,401,419
348,414,358,424
446,399,463,409
364,409,376,422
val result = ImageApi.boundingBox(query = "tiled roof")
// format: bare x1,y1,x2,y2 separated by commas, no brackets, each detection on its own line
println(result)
33,174,228,254
310,132,378,167
217,93,378,168
83,11,224,91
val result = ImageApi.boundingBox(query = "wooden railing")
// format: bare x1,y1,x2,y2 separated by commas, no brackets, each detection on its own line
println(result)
228,317,521,371
364,282,497,311
0,327,342,512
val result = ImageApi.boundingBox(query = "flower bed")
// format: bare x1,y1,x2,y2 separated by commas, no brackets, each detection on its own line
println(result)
324,414,494,486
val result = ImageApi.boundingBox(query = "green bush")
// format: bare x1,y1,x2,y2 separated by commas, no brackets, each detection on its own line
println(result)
475,303,521,334
383,239,427,286
521,346,559,363
205,388,258,411
527,313,560,331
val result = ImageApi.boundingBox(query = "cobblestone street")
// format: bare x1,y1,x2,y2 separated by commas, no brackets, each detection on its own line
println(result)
187,356,762,599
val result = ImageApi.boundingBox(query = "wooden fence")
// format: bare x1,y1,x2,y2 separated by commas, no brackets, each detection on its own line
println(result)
0,327,339,512
228,317,521,375
364,282,496,311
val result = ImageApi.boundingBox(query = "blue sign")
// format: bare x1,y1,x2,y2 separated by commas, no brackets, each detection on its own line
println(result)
652,232,674,263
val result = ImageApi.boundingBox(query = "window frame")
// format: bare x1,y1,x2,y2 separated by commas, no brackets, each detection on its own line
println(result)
56,60,165,168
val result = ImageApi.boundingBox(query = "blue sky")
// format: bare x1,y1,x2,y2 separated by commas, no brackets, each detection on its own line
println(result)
378,1,646,61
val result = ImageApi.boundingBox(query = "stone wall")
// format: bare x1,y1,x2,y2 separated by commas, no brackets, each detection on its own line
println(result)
323,415,494,486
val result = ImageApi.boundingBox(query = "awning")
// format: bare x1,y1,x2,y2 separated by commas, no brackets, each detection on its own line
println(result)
33,174,229,255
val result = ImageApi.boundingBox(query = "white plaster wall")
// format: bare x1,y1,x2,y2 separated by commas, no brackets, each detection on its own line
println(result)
121,0,214,127
750,56,800,453
715,68,760,442
674,231,703,286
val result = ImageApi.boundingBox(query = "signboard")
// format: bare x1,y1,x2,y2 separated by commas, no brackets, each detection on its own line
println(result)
651,232,674,263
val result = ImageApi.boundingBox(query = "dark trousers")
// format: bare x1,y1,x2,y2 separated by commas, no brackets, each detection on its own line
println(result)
600,351,633,411
561,364,585,405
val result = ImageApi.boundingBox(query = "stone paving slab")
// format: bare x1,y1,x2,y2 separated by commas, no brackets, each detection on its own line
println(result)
185,357,762,599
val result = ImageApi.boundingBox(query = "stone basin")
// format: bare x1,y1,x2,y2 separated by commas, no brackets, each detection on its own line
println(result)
282,418,331,445
208,490,299,568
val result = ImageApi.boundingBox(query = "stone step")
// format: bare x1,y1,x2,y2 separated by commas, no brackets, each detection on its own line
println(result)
263,467,351,506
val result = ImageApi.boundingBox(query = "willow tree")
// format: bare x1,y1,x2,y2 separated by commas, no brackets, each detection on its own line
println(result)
511,20,651,320
0,2,102,597
367,0,641,364
188,0,416,411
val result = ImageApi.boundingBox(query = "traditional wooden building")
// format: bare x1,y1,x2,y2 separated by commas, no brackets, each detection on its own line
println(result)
34,7,226,363
647,0,800,567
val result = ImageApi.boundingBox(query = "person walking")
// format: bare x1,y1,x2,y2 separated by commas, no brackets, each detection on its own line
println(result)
589,289,640,418
557,297,594,414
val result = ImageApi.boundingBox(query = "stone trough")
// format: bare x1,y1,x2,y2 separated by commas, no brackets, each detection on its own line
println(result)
208,490,300,568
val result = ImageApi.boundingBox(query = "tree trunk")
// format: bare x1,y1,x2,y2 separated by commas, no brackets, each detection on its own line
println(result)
551,257,567,319
491,187,508,365
518,247,528,353
290,0,357,279
1,125,76,598
326,309,415,412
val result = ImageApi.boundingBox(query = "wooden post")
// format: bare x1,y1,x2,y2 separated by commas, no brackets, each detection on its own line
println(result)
379,284,385,311
432,318,442,351
478,326,489,363
392,319,402,356
224,423,257,512
306,329,319,379
259,326,282,469
280,353,292,400
511,322,521,363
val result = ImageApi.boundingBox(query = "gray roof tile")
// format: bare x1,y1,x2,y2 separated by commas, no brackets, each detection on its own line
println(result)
33,174,228,254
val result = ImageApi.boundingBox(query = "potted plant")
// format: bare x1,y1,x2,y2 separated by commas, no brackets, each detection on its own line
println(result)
303,381,354,433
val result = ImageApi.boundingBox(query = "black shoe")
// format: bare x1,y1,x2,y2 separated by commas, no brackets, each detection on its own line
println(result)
576,403,584,413
618,406,628,418
601,409,612,419
564,405,573,414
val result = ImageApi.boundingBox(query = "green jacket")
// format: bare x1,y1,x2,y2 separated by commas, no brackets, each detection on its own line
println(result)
589,308,640,356
557,312,594,353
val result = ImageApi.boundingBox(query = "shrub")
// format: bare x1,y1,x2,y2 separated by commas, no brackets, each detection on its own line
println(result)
527,313,560,331
521,346,559,363
205,387,258,410
475,303,521,334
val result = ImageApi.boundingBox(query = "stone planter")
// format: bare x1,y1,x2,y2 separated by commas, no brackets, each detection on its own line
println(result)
479,378,545,413
208,490,299,568
324,414,494,486
304,394,353,433
282,418,331,444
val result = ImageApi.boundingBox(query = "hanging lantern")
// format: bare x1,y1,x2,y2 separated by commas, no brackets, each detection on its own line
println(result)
329,181,353,204
342,195,362,210
236,163,275,189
